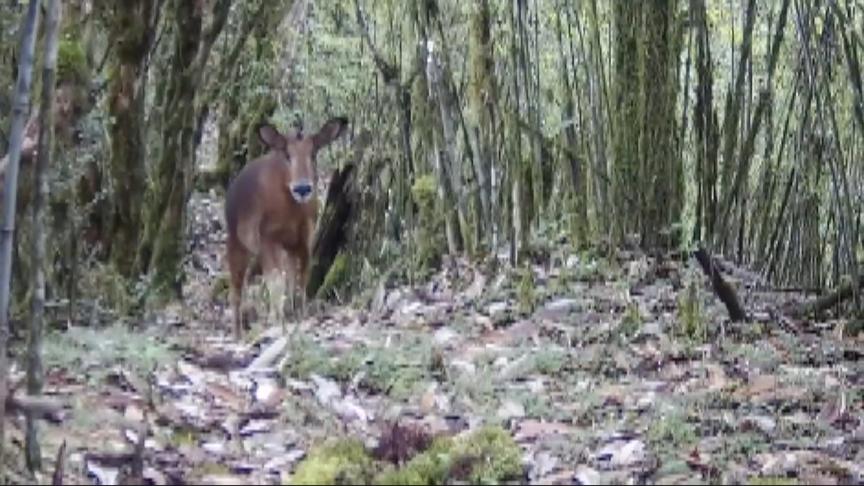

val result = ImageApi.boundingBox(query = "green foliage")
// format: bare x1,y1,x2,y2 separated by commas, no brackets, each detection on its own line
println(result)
42,323,175,383
516,266,536,314
647,409,697,451
618,302,642,339
676,280,705,342
282,335,432,400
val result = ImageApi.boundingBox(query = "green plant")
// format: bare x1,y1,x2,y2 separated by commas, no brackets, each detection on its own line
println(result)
517,266,536,314
676,280,705,342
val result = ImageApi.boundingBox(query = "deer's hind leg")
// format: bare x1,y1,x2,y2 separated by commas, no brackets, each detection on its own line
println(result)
227,238,250,338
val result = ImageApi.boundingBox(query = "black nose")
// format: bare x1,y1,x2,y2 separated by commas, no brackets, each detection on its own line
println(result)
293,183,312,197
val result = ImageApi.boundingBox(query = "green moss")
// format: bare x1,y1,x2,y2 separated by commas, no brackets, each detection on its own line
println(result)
373,437,454,485
450,426,523,484
411,174,446,275
318,253,350,299
290,438,377,485
291,426,522,486
210,274,230,302
373,426,522,485
57,39,89,85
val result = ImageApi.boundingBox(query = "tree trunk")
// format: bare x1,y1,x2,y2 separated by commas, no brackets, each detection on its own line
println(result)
468,0,494,250
106,0,158,276
692,0,719,242
640,0,683,249
137,0,231,295
0,1,41,479
556,4,588,246
612,0,643,241
26,0,62,471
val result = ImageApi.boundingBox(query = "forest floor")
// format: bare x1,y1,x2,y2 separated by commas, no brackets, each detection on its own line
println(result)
4,190,864,485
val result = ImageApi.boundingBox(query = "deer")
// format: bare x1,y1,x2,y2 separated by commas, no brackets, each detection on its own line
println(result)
224,116,349,338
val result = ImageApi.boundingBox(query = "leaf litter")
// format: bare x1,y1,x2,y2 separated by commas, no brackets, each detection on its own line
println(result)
5,192,863,485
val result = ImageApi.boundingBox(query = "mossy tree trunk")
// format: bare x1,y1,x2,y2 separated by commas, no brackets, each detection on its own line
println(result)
106,0,159,276
692,0,719,243
414,0,464,256
468,0,495,251
137,0,231,295
612,0,643,242
211,0,286,190
555,5,588,247
639,0,683,249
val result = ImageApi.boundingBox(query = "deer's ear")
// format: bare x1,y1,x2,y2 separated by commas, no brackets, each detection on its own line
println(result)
312,116,349,150
257,123,286,151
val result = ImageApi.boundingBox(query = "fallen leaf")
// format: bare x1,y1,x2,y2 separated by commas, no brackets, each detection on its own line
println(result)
513,420,576,442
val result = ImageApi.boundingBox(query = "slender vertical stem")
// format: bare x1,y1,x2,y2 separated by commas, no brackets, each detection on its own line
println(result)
0,0,42,479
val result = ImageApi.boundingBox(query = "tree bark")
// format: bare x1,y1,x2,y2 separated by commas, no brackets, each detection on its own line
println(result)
693,247,748,322
640,0,683,249
106,0,159,276
612,0,643,241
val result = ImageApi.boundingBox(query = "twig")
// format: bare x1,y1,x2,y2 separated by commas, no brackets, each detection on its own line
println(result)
51,441,66,486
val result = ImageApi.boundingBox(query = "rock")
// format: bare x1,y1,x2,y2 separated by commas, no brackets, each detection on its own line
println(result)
594,439,645,469
497,400,526,420
574,465,601,485
433,327,458,346
310,374,341,405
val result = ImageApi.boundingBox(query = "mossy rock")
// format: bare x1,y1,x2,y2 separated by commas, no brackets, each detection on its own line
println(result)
373,436,454,485
290,439,377,485
446,426,523,484
289,426,523,486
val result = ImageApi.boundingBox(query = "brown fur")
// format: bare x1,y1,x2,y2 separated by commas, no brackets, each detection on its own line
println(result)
224,117,348,337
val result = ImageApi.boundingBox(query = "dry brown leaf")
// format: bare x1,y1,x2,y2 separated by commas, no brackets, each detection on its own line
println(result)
206,381,247,412
513,419,576,442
